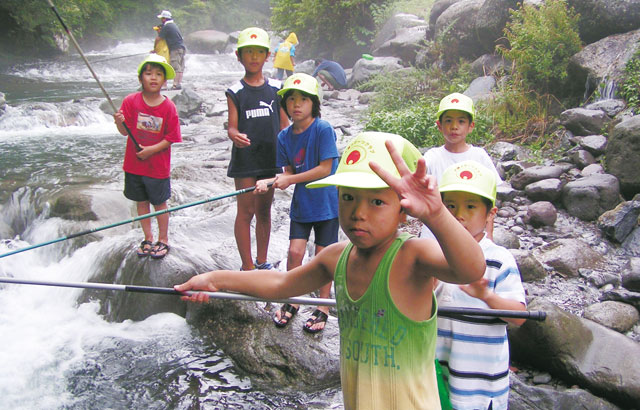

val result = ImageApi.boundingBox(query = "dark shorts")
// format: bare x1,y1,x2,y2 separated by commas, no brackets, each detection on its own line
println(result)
317,69,343,90
289,218,339,246
124,172,171,205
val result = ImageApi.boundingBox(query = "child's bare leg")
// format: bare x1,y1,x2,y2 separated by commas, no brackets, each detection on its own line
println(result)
274,238,308,323
137,201,153,242
308,244,331,332
153,202,169,244
234,177,257,270
254,187,274,266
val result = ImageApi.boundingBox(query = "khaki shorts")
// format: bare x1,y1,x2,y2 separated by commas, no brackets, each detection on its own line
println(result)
170,48,185,73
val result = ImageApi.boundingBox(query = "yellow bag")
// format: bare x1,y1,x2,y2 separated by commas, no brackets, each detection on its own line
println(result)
153,26,170,62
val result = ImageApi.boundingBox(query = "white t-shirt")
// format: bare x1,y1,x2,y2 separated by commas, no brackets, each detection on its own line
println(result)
421,145,502,238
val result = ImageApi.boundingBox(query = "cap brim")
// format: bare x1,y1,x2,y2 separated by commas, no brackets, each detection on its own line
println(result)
439,183,495,205
307,172,389,189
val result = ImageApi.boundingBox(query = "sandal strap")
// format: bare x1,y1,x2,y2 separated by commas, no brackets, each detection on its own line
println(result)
307,309,328,324
281,303,299,315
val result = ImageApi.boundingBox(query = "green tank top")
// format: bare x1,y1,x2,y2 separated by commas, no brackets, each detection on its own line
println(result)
335,233,440,410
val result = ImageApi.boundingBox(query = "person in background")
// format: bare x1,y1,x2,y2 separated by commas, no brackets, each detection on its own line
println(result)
273,32,298,80
421,92,502,240
312,59,347,91
113,54,181,259
155,10,186,90
226,27,289,271
255,73,339,333
435,160,526,410
175,131,485,409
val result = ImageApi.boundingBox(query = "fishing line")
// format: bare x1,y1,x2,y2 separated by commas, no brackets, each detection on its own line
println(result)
45,0,142,151
0,277,547,320
0,184,270,259
90,53,148,64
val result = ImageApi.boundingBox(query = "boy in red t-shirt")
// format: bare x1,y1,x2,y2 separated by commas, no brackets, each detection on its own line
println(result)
113,54,182,259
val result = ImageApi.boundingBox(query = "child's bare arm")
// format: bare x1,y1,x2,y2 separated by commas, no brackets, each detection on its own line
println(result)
226,96,251,148
113,111,128,136
370,140,485,284
460,279,527,325
135,139,171,161
174,242,344,303
274,159,333,190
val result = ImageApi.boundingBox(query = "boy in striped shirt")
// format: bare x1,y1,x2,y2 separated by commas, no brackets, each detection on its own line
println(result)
435,161,526,410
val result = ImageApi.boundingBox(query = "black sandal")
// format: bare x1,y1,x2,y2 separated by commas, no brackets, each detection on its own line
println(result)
137,240,153,257
273,303,298,328
303,309,328,334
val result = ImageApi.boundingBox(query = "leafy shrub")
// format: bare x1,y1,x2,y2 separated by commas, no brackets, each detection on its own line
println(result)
619,49,640,112
499,0,582,94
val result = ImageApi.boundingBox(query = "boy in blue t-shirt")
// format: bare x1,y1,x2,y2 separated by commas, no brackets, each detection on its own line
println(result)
256,73,339,333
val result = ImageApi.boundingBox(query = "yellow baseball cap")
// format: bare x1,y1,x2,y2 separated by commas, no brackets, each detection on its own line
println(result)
436,92,475,122
307,132,421,189
237,27,270,50
137,54,175,80
439,160,497,206
277,73,322,99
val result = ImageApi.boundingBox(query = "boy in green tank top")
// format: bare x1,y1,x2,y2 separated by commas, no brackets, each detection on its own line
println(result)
175,132,485,409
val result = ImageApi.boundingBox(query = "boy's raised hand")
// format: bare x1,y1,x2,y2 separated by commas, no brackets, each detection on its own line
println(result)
369,140,443,221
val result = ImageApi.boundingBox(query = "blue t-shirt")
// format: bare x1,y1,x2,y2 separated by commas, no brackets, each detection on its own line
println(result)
277,118,339,222
312,60,347,88
159,20,185,51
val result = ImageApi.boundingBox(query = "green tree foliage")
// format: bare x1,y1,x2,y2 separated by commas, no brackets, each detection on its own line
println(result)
271,0,388,60
499,0,582,94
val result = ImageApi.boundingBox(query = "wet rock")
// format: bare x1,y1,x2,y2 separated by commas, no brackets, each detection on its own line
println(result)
622,258,640,292
172,87,204,117
50,191,97,221
510,298,640,408
597,198,640,243
576,134,608,156
509,373,621,410
534,238,603,278
622,226,640,256
584,301,640,333
605,115,640,199
511,249,546,282
580,269,620,288
510,165,565,190
524,178,563,202
525,201,557,228
562,174,621,221
184,298,340,389
601,288,640,311
558,108,609,136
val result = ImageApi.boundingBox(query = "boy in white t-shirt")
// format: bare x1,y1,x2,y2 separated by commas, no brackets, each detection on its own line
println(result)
421,93,502,239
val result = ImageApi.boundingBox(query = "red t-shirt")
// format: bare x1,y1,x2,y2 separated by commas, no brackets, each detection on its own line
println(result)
120,92,181,178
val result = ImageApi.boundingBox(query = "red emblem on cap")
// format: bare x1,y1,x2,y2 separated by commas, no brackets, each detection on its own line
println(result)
250,34,257,39
294,79,301,85
346,150,362,165
460,170,473,180
451,98,460,103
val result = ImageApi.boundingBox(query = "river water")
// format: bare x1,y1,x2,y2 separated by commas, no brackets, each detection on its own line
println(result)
0,41,354,409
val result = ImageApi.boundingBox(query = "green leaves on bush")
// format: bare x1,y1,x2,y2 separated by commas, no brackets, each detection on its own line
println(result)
499,0,582,94
619,49,640,112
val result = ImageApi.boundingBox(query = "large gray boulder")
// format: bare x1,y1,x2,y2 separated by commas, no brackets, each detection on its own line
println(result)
622,257,640,292
172,88,204,118
434,0,484,65
566,0,640,44
185,30,229,54
558,108,609,136
474,0,520,54
373,13,427,50
510,298,640,408
428,0,464,39
597,198,640,243
50,191,97,221
605,115,640,199
583,301,639,333
510,165,565,190
348,56,403,88
534,238,604,278
568,29,640,100
374,26,429,65
562,173,621,221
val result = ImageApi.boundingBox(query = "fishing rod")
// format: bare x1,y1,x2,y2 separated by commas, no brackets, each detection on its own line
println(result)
90,53,148,64
0,184,268,259
45,0,142,152
0,277,546,320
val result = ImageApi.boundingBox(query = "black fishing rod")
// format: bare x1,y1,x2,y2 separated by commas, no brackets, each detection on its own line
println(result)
0,184,269,259
0,277,547,320
45,0,142,151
